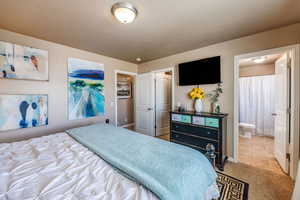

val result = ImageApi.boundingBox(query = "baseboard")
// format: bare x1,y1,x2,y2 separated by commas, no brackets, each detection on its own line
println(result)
121,123,135,128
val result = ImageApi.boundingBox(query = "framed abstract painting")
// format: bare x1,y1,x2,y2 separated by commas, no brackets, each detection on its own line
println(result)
0,94,48,131
68,58,105,120
0,41,48,80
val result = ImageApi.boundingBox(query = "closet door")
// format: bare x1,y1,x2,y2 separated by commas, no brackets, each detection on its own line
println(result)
135,73,155,136
274,53,290,173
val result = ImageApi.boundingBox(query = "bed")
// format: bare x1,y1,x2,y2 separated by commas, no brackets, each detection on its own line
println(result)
0,124,219,200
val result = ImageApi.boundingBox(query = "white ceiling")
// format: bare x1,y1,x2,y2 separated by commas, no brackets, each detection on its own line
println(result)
0,0,299,63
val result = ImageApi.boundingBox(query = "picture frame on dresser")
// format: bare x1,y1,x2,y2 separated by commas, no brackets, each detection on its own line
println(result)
170,111,228,171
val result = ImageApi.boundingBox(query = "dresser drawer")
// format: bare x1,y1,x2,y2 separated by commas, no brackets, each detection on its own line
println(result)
171,132,219,152
171,114,192,123
205,118,219,128
171,140,221,164
171,123,219,140
192,116,205,126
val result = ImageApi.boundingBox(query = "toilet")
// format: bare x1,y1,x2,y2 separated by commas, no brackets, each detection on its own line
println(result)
239,123,256,138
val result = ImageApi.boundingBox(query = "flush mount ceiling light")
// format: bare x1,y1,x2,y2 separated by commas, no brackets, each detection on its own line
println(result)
111,2,138,24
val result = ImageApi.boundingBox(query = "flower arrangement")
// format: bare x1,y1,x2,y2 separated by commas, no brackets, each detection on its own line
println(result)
189,87,205,100
207,83,223,113
189,87,205,112
207,83,223,103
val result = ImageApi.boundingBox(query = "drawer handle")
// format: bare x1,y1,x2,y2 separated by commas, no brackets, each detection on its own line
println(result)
207,132,211,135
175,134,179,138
175,125,179,128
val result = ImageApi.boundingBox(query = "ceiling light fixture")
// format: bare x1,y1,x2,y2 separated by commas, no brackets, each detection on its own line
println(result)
111,2,137,24
136,58,142,62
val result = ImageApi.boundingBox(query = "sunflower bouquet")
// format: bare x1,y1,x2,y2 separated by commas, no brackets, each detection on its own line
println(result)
189,87,205,100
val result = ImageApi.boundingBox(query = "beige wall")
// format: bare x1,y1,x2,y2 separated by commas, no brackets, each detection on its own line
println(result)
138,23,300,158
117,74,134,126
0,29,137,143
239,63,275,77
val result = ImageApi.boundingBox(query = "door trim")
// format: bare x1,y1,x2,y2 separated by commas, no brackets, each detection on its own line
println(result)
233,44,300,179
114,70,137,127
152,67,176,110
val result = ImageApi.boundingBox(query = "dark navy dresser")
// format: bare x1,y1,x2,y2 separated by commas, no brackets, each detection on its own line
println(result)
170,111,228,170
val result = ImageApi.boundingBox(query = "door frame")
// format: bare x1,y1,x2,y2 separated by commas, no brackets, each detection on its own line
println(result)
114,70,137,127
152,67,176,111
233,44,300,179
152,67,176,136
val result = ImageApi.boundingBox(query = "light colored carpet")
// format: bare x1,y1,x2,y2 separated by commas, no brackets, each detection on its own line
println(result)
239,136,284,175
156,134,294,200
221,162,294,200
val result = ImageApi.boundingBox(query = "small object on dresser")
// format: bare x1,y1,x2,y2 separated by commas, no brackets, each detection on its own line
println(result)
214,103,221,113
205,143,216,168
178,106,186,112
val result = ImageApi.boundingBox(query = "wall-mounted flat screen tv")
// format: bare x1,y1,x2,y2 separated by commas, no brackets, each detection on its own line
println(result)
178,56,221,85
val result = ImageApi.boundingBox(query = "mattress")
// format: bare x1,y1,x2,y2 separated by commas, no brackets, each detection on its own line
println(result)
0,133,219,200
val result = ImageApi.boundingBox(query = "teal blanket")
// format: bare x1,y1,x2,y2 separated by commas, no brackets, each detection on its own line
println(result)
66,123,217,200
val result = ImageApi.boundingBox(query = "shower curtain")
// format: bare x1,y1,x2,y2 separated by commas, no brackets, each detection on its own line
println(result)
239,75,275,136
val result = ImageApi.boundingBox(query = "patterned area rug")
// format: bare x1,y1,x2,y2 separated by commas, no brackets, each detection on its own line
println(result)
216,172,249,200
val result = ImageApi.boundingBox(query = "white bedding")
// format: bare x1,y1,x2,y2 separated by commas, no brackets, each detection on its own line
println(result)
0,133,219,200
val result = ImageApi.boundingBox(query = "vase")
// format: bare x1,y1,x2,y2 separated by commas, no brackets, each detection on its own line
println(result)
194,98,203,113
210,103,214,113
214,103,220,113
210,102,220,113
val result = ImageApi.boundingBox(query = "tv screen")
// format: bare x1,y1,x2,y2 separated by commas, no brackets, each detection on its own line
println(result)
178,56,221,85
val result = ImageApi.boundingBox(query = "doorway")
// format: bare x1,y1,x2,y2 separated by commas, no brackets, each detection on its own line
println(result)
115,70,137,130
154,70,172,139
135,67,175,138
238,53,288,175
234,45,300,179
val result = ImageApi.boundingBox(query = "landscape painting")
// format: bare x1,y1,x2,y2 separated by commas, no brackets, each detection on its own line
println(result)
68,58,105,120
0,95,48,131
0,41,48,80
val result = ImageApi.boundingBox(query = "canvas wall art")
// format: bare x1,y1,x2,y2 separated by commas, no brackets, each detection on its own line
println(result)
0,95,48,131
0,41,48,80
68,58,105,120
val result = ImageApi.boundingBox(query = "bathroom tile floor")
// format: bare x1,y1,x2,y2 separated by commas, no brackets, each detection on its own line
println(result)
238,136,286,175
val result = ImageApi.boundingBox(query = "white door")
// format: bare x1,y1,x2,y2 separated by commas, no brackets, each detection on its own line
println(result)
274,53,290,173
155,72,172,136
135,73,155,136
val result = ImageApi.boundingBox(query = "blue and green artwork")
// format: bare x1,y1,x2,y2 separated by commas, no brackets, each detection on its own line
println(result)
0,95,48,131
68,58,105,120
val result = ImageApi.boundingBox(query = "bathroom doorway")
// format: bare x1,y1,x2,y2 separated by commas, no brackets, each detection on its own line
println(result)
234,45,300,179
237,52,290,175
